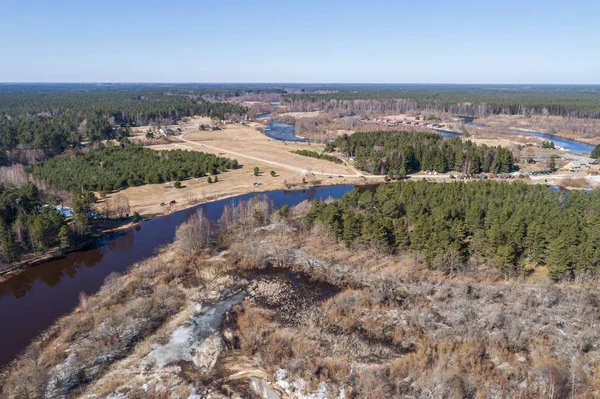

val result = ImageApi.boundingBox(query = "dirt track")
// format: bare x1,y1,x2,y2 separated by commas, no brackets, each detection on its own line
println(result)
178,130,361,177
104,122,383,216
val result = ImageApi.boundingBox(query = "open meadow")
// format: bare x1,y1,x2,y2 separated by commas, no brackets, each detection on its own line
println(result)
105,122,376,216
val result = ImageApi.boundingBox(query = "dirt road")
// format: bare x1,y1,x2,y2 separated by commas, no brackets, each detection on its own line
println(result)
178,130,362,177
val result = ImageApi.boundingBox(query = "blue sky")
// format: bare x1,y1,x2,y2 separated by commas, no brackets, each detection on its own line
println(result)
1,0,599,83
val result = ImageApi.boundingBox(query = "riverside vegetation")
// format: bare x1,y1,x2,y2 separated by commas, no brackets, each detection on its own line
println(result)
1,143,237,269
0,181,99,271
3,184,599,398
305,181,600,280
326,131,514,177
0,183,68,266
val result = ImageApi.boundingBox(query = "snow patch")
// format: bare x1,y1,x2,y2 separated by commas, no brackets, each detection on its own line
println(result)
275,369,345,399
145,291,245,369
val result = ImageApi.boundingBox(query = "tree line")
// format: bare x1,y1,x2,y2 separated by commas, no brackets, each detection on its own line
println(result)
283,84,600,119
290,149,343,164
326,131,514,177
29,144,238,193
304,180,600,280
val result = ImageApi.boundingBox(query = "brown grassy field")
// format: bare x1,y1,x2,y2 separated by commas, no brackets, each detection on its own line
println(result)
476,115,600,144
277,111,322,119
180,123,356,175
101,122,376,216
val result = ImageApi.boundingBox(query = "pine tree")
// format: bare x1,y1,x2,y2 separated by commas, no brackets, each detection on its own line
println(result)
548,157,557,172
591,144,600,159
525,222,548,266
577,217,600,272
58,225,74,247
393,219,410,250
342,213,362,247
1,231,21,263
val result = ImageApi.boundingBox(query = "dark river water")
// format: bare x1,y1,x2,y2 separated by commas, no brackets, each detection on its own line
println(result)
0,185,357,369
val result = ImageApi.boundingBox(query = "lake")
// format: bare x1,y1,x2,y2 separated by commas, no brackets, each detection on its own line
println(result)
0,185,358,369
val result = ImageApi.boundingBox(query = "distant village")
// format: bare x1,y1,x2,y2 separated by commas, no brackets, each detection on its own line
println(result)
362,117,445,130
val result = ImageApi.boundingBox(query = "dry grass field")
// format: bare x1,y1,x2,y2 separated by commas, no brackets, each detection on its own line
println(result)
277,111,322,119
103,122,376,216
476,115,600,144
180,123,356,176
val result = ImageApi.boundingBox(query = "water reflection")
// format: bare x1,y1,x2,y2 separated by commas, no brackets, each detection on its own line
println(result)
108,231,135,252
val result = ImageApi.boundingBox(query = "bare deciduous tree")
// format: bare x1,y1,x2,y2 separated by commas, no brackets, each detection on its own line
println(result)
0,163,28,187
113,194,130,218
176,209,211,254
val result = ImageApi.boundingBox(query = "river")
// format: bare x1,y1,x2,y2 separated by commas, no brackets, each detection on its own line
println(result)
263,119,308,142
259,116,591,153
0,185,358,369
263,116,461,141
466,122,595,155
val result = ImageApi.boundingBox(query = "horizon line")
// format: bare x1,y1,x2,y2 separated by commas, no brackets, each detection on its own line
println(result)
1,82,600,86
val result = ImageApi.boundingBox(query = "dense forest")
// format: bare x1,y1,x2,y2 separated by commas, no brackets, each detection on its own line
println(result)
290,149,343,164
0,84,249,118
305,181,599,280
0,182,98,268
29,144,238,192
0,84,247,163
284,84,600,119
0,183,64,267
327,131,514,177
